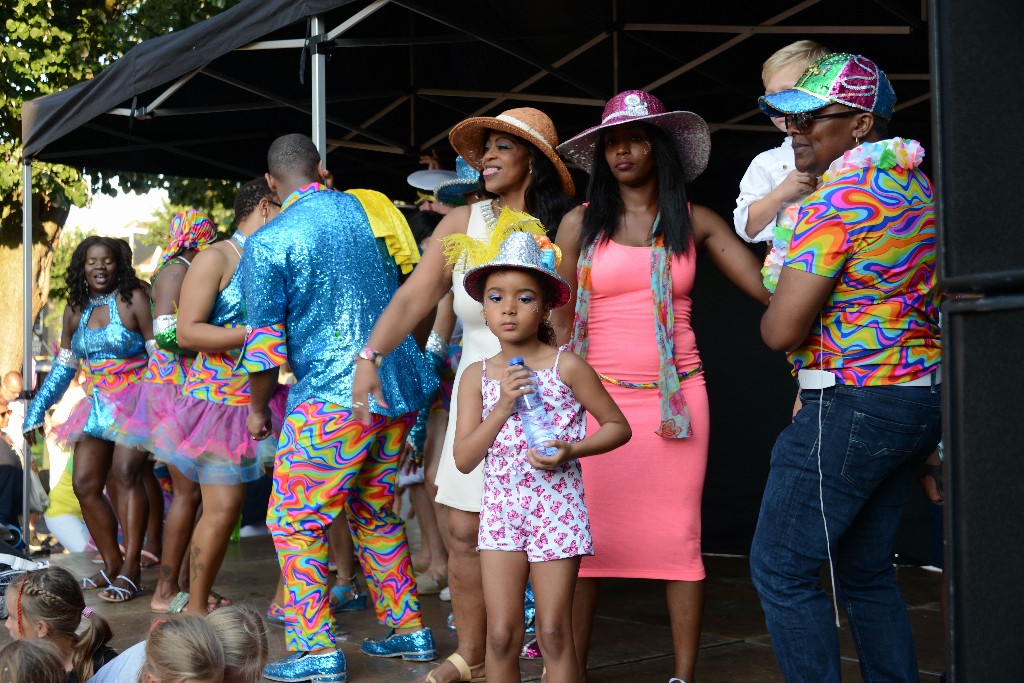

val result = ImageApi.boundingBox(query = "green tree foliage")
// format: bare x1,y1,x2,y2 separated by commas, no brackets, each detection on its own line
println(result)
0,0,244,372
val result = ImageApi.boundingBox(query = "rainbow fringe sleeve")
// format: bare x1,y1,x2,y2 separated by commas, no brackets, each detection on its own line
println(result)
238,323,288,373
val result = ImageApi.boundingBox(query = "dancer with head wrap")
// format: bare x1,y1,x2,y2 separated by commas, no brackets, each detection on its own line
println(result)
23,236,154,603
151,179,285,616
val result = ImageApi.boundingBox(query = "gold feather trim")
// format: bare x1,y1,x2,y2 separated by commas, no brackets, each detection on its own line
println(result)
441,207,547,272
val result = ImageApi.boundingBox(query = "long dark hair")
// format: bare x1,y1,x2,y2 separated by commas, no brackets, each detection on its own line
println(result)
578,124,693,255
506,134,573,237
66,235,145,312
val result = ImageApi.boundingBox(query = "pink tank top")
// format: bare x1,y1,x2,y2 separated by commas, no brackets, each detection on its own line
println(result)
582,239,700,383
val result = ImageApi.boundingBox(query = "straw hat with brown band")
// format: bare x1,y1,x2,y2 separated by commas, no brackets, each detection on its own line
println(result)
448,107,575,198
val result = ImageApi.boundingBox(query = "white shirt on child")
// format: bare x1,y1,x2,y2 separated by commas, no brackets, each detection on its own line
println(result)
733,136,799,244
88,641,144,683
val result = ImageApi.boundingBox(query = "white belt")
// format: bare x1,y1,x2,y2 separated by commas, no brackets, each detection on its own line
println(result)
797,368,941,390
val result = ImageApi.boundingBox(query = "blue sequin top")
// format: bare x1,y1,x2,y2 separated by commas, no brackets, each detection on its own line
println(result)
240,190,437,416
208,235,247,327
72,293,147,361
23,292,147,438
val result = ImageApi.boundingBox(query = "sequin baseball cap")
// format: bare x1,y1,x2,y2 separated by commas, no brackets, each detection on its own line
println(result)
463,231,571,309
449,107,575,198
434,156,483,208
759,53,896,120
557,90,711,183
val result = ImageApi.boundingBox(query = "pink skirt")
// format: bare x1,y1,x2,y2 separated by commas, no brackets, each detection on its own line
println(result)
151,386,288,486
104,380,184,452
578,372,709,581
53,382,145,448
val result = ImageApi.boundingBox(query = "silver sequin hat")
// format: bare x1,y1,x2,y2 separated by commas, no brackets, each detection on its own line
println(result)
463,231,572,309
557,90,711,183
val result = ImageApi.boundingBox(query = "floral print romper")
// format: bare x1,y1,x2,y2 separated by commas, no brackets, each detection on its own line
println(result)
477,347,593,562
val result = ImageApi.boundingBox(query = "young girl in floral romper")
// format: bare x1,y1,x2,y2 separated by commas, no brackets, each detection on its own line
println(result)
450,226,631,683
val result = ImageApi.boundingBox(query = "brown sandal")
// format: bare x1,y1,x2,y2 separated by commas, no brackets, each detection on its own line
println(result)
425,652,485,683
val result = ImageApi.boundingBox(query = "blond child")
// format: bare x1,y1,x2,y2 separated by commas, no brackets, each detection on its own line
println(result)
3,567,117,682
733,40,829,249
0,640,66,683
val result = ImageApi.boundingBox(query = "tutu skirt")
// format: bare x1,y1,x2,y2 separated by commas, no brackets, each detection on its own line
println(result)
53,382,144,447
104,380,184,452
151,386,288,486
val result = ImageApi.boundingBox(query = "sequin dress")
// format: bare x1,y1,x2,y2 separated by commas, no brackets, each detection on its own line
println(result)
435,200,502,512
151,235,286,485
49,293,148,446
477,348,592,562
105,257,193,451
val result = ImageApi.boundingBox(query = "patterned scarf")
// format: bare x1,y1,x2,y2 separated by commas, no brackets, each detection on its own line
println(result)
570,215,694,439
160,208,217,265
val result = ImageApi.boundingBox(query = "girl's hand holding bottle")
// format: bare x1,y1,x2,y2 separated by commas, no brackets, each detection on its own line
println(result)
527,440,575,470
495,363,535,420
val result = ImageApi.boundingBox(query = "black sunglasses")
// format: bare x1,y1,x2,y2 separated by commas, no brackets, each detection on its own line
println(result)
785,110,861,134
267,199,282,207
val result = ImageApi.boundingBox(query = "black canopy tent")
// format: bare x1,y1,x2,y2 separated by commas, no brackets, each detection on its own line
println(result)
18,0,934,551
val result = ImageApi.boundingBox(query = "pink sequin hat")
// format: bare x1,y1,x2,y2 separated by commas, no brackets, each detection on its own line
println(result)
557,90,711,183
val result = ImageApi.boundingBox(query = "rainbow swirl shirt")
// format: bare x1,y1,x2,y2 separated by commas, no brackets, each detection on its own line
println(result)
783,138,941,386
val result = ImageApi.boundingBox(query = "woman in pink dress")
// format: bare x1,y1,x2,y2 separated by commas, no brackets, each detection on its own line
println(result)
553,91,770,683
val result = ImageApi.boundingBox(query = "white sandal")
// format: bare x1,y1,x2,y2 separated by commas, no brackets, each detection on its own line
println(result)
98,575,143,603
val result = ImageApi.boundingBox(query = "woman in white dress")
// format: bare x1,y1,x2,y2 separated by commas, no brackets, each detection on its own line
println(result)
351,107,574,683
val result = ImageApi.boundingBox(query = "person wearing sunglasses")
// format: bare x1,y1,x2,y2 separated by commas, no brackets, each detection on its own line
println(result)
751,54,941,683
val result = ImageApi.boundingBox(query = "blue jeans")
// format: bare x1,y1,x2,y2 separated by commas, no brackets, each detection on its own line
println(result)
750,384,940,683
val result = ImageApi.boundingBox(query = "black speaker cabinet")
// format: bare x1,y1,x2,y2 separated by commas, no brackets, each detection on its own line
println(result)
931,0,1024,291
944,295,1024,681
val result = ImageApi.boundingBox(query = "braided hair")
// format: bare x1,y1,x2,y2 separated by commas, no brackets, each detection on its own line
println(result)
10,567,113,682
66,235,145,313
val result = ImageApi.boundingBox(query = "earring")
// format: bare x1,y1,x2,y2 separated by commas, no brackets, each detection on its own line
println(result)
262,210,268,226
529,165,534,175
855,136,861,146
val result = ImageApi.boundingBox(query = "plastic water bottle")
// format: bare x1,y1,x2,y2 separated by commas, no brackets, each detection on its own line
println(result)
509,357,557,457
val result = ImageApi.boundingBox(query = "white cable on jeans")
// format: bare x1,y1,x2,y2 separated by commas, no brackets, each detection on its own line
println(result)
816,316,841,627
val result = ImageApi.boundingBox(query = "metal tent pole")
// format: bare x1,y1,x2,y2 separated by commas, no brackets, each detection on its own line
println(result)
310,14,327,162
21,160,33,543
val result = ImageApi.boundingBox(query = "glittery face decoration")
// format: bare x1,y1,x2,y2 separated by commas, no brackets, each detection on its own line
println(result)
481,269,547,341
